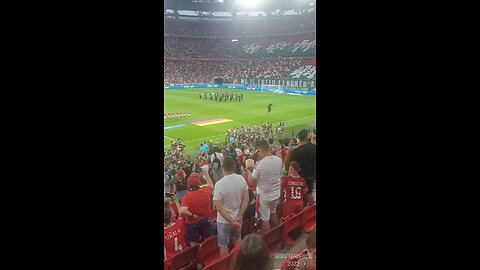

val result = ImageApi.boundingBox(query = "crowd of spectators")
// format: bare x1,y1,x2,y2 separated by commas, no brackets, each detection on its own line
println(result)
163,128,316,268
164,14,315,38
164,34,316,59
163,13,316,89
164,58,311,85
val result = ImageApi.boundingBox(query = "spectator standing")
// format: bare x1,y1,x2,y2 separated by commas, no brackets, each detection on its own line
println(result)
179,171,214,246
289,129,316,206
279,161,308,218
210,146,224,182
164,208,188,261
213,156,249,257
246,140,283,234
279,138,290,170
171,169,187,203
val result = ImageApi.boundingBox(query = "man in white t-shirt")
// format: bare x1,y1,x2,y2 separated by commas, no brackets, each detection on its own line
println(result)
246,140,283,234
213,156,249,258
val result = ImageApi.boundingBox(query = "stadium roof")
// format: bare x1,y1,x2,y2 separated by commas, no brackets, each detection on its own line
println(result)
164,0,315,12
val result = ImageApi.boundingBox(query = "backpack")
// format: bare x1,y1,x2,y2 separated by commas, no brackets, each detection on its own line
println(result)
212,153,222,171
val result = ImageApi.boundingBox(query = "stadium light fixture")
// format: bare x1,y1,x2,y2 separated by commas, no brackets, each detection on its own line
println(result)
232,39,238,42
236,0,262,8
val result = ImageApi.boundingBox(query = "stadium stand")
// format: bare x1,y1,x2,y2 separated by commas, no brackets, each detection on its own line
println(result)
164,11,316,88
164,2,317,268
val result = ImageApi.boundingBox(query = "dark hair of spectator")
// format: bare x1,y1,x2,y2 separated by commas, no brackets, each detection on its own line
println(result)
223,156,235,172
283,138,290,145
256,140,270,151
298,129,309,141
233,234,273,270
290,161,301,172
268,138,274,145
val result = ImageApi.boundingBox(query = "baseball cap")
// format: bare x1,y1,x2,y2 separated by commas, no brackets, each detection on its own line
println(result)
177,169,184,176
187,173,201,188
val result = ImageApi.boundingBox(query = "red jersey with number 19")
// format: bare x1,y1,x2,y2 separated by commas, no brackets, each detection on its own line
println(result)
164,218,187,260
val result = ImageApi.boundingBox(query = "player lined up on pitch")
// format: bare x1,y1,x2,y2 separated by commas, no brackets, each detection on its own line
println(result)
164,112,190,120
199,90,243,102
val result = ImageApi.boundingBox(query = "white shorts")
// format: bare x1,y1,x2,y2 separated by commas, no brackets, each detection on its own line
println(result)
258,197,279,222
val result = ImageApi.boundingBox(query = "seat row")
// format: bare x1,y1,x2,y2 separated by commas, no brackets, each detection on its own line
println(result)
164,204,316,270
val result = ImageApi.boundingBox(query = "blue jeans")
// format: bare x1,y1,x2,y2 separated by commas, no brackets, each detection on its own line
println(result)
217,222,241,247
186,217,211,243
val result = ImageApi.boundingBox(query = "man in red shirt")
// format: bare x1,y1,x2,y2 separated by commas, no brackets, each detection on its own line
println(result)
164,208,188,261
179,170,214,246
280,161,308,217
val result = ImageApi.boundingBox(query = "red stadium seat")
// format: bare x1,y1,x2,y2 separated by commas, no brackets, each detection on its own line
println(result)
261,223,284,256
301,204,316,233
282,211,303,245
229,244,240,269
203,253,232,270
170,245,199,270
280,249,307,270
199,235,220,268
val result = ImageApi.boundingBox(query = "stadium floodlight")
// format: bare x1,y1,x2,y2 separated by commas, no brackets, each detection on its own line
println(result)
236,0,262,8
232,39,238,42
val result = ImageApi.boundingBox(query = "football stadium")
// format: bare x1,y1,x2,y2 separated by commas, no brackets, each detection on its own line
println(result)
163,1,317,269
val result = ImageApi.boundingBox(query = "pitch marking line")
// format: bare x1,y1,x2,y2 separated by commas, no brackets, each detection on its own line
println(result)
164,135,175,141
163,115,315,146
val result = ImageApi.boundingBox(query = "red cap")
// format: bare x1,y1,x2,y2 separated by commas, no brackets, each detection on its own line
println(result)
177,169,184,176
187,173,201,188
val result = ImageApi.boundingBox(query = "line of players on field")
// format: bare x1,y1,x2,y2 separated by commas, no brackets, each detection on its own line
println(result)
164,112,190,120
199,90,244,102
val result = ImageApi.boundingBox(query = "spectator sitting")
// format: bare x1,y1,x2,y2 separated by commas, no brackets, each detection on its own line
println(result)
179,171,214,246
233,234,273,270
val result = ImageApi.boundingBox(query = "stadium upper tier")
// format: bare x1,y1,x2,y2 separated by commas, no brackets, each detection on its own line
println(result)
164,33,315,59
164,58,316,85
164,14,315,38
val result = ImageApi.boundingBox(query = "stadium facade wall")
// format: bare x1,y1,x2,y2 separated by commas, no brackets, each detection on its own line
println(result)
164,84,316,95
239,78,316,88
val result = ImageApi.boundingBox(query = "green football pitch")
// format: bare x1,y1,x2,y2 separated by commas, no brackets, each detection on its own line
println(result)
164,88,316,156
